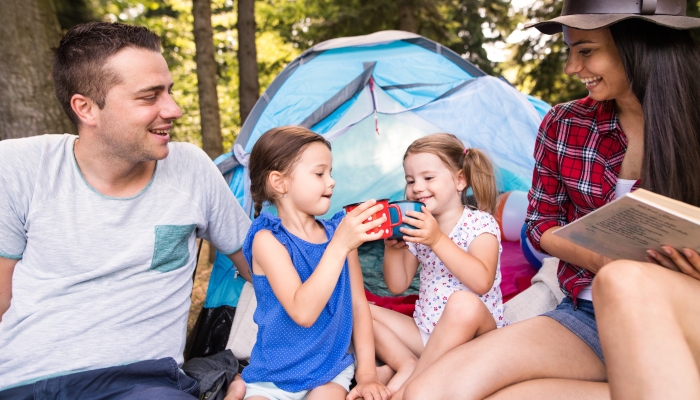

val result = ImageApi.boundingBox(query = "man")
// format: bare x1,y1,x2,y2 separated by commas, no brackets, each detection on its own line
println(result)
0,22,251,398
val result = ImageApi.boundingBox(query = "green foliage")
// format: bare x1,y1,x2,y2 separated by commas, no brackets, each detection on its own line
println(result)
266,0,515,75
506,1,586,105
58,0,700,151
55,0,97,29
82,0,299,151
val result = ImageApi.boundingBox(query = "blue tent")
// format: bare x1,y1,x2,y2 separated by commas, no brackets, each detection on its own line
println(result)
204,30,550,309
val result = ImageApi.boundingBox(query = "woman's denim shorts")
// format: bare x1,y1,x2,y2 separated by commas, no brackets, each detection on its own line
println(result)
542,298,604,363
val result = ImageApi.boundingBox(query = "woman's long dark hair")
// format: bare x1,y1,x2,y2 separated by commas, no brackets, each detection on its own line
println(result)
610,20,700,206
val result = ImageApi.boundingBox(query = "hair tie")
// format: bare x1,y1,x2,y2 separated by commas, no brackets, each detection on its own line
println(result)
463,148,471,155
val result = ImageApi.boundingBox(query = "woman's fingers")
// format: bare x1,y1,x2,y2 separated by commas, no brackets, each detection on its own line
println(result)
682,248,700,277
662,246,700,280
647,249,681,272
650,246,700,280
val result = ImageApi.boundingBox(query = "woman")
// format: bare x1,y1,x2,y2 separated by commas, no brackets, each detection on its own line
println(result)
402,1,700,399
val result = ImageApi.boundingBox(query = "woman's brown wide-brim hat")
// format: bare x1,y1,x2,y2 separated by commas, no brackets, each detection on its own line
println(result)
528,0,700,34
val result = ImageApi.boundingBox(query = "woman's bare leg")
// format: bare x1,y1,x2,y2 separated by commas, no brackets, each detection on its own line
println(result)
594,260,700,400
391,291,496,400
486,379,610,400
402,315,606,400
370,304,423,394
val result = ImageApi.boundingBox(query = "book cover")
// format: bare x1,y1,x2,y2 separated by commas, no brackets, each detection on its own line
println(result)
553,189,700,261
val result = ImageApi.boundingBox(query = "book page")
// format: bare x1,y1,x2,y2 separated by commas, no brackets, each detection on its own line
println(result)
631,189,700,224
554,196,700,262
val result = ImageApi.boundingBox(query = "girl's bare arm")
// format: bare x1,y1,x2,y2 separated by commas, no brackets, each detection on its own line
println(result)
253,202,385,327
347,249,391,400
382,242,419,295
430,233,499,295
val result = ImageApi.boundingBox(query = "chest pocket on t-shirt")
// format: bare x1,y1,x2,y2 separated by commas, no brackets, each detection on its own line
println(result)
150,224,197,273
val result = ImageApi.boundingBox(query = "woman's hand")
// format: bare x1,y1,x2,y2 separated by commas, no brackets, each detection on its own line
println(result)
333,200,386,253
646,246,700,280
399,206,444,248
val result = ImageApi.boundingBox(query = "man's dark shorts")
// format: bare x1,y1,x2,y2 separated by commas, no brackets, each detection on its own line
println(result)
0,357,199,400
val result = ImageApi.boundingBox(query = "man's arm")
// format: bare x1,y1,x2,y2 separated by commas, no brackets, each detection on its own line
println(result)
0,257,18,322
227,250,251,282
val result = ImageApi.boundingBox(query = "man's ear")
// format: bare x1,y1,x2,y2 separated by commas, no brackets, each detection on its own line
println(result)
268,171,287,197
70,94,99,127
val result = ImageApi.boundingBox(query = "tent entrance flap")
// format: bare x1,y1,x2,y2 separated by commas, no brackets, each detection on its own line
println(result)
300,62,376,129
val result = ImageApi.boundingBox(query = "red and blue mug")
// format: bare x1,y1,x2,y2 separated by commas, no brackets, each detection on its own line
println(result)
343,199,402,239
387,200,425,240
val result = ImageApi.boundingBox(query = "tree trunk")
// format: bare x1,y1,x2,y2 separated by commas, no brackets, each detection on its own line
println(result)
398,0,418,33
0,0,75,140
192,0,223,159
237,0,259,124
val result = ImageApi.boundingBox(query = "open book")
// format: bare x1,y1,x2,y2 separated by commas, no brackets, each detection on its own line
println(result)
553,189,700,261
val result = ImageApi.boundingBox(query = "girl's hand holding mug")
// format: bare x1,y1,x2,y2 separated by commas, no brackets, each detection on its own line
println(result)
335,200,386,252
399,206,444,248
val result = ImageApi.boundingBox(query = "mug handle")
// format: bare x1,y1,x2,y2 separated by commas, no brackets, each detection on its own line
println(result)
388,204,402,228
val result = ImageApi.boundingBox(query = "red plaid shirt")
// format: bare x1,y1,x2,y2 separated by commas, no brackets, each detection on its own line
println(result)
525,97,639,303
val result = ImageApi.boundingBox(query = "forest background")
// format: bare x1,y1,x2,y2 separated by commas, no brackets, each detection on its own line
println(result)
5,0,700,150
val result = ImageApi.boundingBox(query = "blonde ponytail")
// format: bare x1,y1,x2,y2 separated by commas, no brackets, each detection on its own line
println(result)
461,148,497,214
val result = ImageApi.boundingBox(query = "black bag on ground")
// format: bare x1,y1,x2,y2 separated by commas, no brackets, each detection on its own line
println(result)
182,349,240,400
185,305,236,361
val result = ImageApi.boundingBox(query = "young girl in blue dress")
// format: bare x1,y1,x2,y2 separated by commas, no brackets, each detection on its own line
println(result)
372,133,506,399
240,126,390,400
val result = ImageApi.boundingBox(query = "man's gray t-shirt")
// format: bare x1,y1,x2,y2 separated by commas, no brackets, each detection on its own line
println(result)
0,134,251,390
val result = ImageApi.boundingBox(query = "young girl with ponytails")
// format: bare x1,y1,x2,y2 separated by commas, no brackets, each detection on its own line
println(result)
240,126,390,400
372,133,507,399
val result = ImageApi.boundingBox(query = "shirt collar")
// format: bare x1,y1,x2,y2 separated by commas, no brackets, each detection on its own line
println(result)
592,98,622,136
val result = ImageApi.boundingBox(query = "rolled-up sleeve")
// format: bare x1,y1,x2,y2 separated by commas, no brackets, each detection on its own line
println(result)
525,110,570,253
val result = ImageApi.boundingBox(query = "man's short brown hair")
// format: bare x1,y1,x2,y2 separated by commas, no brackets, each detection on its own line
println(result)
52,22,162,126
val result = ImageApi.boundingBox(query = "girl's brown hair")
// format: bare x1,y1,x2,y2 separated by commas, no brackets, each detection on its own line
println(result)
404,133,498,214
248,126,331,218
